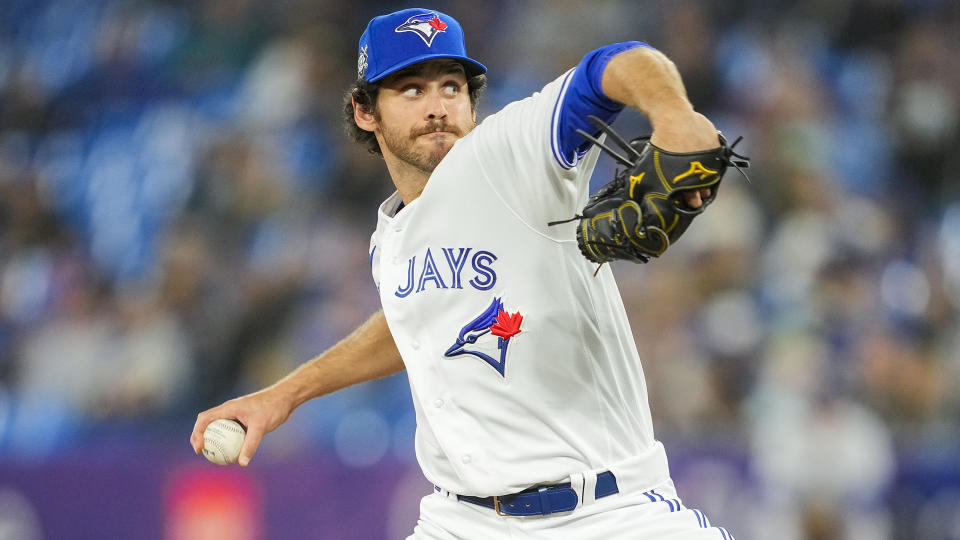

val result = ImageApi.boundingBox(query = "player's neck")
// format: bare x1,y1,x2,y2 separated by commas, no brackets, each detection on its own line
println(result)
383,156,431,205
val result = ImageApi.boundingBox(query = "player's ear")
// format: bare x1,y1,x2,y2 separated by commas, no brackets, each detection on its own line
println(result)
353,99,377,132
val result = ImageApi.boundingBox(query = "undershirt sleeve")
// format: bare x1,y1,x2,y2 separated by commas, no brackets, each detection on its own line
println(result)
552,41,652,169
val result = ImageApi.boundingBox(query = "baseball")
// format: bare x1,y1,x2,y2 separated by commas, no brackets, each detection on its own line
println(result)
202,419,246,465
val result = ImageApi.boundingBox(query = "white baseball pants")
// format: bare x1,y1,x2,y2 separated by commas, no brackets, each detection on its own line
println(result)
407,480,734,540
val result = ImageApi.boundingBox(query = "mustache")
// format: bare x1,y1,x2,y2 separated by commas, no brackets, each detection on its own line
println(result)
411,120,462,138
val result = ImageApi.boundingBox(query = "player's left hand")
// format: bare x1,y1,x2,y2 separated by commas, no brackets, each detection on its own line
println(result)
681,187,712,209
557,115,750,265
649,110,718,152
650,110,718,210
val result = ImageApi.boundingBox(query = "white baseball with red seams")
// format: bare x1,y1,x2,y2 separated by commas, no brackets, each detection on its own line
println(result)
202,419,246,465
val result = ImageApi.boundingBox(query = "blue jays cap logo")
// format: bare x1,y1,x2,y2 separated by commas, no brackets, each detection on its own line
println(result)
394,12,448,47
357,8,487,82
445,297,523,377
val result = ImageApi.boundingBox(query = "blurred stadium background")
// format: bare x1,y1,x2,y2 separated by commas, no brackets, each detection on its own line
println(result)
0,0,958,538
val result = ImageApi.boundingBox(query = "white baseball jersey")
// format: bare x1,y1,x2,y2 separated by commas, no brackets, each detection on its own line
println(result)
369,68,670,498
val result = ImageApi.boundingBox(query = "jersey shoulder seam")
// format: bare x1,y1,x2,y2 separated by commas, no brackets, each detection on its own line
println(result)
469,136,574,245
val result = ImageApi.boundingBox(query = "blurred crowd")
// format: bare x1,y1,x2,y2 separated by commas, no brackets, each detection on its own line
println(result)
0,0,958,538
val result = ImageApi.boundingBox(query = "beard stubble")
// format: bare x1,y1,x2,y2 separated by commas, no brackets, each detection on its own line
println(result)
379,118,470,174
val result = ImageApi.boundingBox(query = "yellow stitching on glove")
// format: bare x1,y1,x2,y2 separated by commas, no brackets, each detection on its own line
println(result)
654,151,673,193
644,194,679,232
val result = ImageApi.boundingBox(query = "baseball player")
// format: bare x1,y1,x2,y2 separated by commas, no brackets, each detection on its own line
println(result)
191,7,741,539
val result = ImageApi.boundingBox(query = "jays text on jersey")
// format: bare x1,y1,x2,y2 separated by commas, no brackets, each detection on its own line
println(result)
369,55,671,498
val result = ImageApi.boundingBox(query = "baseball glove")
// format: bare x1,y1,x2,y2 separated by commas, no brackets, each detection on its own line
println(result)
551,115,749,265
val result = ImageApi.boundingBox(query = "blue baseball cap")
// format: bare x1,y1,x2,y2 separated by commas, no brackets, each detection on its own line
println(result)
357,8,487,82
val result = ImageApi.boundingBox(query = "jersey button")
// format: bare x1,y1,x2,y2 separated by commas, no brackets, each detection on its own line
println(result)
433,398,443,408
461,454,472,464
411,340,420,350
394,226,403,233
391,256,399,264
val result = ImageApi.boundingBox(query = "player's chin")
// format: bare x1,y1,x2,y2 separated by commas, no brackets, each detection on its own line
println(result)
418,145,451,172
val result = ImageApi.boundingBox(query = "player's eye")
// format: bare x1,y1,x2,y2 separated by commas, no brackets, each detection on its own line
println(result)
401,86,422,97
442,82,461,96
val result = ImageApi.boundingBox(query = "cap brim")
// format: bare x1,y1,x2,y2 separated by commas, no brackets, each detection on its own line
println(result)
367,54,487,82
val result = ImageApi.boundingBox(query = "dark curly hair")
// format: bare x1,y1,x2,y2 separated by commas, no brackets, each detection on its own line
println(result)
342,70,487,156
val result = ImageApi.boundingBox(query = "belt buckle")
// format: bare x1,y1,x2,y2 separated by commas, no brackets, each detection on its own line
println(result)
493,495,509,517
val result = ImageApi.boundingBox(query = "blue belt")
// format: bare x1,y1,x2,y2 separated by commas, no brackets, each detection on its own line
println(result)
455,471,618,517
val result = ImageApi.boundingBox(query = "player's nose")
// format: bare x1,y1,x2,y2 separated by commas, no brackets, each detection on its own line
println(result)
425,90,449,120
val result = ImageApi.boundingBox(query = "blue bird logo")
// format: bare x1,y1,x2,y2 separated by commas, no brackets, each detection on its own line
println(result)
394,13,448,47
445,297,523,377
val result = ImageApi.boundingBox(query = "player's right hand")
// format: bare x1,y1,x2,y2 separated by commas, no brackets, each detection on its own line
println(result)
190,387,296,466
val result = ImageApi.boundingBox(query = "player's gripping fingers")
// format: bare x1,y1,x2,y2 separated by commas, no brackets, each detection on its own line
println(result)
191,400,245,454
237,424,265,467
191,408,222,454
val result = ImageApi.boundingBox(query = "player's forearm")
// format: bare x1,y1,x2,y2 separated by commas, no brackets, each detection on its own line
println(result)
270,309,404,409
601,46,719,153
601,47,695,131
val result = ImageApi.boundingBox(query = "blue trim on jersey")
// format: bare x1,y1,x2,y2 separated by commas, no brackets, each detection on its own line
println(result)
652,490,677,512
551,41,651,169
550,70,578,169
693,508,705,527
369,245,376,265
